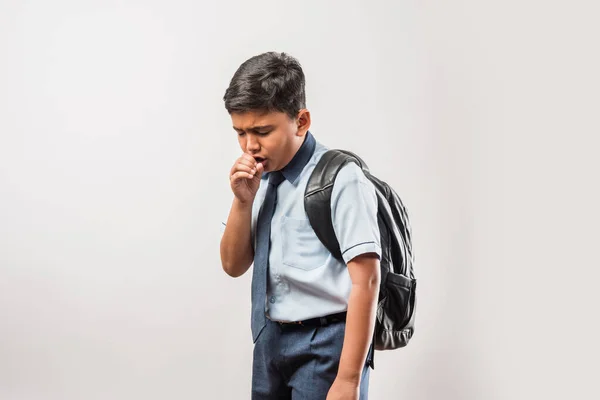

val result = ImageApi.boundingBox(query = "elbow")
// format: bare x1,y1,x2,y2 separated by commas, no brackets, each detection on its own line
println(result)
351,272,380,293
364,272,381,291
221,257,250,278
220,242,238,277
220,240,252,278
221,260,242,278
370,272,382,287
222,264,243,278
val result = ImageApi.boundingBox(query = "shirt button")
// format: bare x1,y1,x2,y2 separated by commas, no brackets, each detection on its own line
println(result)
269,296,276,304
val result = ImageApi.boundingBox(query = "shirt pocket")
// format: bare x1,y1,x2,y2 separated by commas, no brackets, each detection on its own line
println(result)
281,215,330,271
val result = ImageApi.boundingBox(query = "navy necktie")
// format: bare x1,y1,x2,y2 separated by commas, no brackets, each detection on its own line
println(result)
251,171,285,342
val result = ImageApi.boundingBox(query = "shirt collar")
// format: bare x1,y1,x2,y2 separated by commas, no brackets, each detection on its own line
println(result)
262,131,316,184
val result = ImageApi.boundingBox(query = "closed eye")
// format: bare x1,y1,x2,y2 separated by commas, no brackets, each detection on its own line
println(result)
233,126,274,136
235,130,271,136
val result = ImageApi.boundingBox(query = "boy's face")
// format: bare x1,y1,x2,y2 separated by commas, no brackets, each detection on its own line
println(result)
231,109,311,172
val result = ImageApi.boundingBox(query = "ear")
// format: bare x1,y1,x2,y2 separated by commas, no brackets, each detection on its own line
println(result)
295,109,311,136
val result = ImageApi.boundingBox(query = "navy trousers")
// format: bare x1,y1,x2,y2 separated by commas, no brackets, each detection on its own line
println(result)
252,317,371,399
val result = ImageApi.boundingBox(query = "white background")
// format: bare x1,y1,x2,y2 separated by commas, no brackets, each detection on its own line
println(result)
1,1,598,399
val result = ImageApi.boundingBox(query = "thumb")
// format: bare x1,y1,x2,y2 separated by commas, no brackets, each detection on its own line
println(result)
255,162,264,179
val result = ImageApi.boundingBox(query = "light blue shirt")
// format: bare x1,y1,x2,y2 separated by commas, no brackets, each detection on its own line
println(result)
222,132,381,322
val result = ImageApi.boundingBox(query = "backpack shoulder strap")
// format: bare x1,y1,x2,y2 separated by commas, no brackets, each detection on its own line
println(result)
304,149,369,260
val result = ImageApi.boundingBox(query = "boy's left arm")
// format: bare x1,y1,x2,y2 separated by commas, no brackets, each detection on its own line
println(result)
327,253,380,398
326,162,382,399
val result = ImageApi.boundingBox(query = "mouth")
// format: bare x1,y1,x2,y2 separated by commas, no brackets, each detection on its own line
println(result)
254,156,267,166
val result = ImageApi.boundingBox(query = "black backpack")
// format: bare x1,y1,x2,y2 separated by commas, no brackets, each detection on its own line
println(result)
304,149,417,352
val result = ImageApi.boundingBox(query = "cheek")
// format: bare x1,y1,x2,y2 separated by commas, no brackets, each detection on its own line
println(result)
263,139,278,156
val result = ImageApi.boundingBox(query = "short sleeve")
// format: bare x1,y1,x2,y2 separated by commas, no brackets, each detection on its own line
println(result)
331,163,381,264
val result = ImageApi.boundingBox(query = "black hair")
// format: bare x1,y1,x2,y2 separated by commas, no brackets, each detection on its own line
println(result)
223,52,306,119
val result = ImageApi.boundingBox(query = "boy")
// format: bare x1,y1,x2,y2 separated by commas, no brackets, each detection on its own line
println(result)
220,52,381,400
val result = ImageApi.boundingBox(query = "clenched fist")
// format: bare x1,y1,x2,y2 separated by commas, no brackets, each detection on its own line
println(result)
229,153,265,204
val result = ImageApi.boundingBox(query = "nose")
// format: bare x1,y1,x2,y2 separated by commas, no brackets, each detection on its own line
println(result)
246,134,260,153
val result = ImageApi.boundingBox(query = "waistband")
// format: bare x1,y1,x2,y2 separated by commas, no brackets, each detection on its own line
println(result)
274,311,347,328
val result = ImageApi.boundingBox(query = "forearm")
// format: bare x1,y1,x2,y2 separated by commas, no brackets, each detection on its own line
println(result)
219,198,254,277
337,274,380,382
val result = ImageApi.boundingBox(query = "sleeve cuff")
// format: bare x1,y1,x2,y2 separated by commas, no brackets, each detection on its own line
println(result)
342,241,381,264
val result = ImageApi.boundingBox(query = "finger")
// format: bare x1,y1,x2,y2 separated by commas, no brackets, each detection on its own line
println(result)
230,170,255,183
231,161,254,177
241,153,258,164
230,154,256,175
234,163,256,175
240,153,256,161
255,162,264,179
238,156,257,169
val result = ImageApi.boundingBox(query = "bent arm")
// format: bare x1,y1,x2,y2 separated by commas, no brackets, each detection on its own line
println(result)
220,198,254,277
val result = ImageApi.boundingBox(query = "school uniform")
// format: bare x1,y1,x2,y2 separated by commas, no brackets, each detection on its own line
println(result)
221,131,381,399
